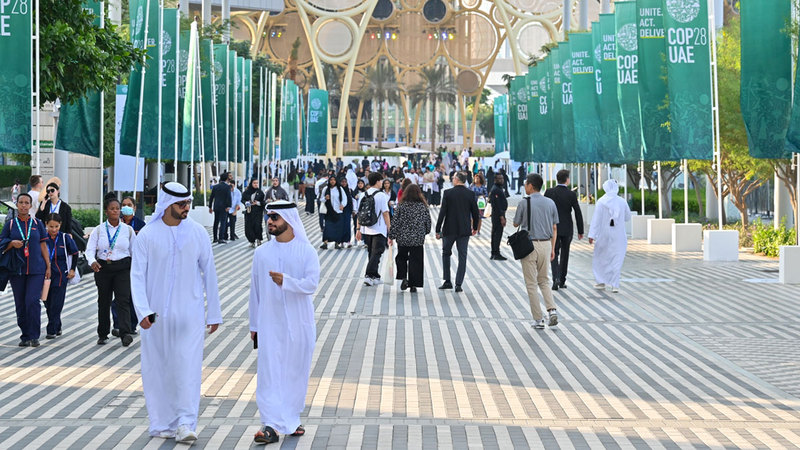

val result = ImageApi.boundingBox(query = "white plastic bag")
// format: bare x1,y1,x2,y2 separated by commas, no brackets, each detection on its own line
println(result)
382,243,394,285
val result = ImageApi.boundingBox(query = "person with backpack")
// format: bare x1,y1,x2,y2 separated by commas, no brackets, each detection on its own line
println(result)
355,173,392,286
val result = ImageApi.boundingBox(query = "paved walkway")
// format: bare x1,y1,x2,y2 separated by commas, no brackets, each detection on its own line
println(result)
1,200,800,449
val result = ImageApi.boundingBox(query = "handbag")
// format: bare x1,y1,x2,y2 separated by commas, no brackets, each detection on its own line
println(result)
381,243,394,284
318,202,328,215
64,234,82,286
507,197,534,260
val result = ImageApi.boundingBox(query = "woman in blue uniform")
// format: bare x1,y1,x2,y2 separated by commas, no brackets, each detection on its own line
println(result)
0,193,51,347
43,213,79,339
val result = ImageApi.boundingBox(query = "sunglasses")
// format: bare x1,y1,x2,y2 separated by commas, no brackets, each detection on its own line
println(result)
175,200,192,208
266,213,281,221
46,189,57,194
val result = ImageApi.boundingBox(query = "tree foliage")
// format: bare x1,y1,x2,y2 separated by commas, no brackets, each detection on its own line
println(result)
408,65,456,152
358,62,402,149
40,0,144,105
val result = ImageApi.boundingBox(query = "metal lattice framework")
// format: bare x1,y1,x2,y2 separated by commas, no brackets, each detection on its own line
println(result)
226,0,597,156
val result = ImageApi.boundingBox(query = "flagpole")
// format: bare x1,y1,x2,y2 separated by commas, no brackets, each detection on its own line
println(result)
99,1,105,225
173,13,179,175
640,160,645,215
157,0,164,200
195,32,207,207
683,159,689,223
270,73,277,175
234,58,239,186
656,161,663,219
709,0,723,229
259,67,265,184
34,0,40,175
134,0,152,199
210,44,220,179
189,23,197,198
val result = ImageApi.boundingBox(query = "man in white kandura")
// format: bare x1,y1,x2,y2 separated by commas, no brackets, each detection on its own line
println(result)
130,182,223,443
588,179,632,293
249,200,320,445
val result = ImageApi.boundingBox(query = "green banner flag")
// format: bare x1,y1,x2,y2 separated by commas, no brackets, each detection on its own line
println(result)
161,8,179,159
180,24,198,162
597,14,627,163
615,1,644,162
56,0,102,157
236,56,245,164
526,67,543,162
300,90,306,156
509,77,529,162
280,79,299,160
244,59,253,164
258,69,266,162
493,95,508,154
547,52,563,163
741,0,792,159
307,89,329,155
556,42,576,163
228,51,237,163
0,0,32,154
120,0,161,158
213,44,229,162
636,0,672,160
535,63,555,162
570,33,601,163
199,39,215,161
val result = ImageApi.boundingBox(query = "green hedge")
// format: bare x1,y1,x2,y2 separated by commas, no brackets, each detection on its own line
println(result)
73,209,101,229
753,219,796,257
0,165,31,188
628,189,704,216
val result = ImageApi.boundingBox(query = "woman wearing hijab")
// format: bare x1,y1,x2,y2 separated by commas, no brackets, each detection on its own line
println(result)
320,176,344,249
588,179,632,293
338,178,354,247
243,179,267,247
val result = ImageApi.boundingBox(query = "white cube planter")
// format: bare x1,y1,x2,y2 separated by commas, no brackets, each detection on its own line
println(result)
703,230,739,262
779,246,800,284
648,219,675,244
188,207,214,227
631,215,656,239
672,223,703,252
579,202,590,229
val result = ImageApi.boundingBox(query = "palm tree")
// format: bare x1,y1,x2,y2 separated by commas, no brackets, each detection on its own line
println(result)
357,62,401,149
408,65,457,153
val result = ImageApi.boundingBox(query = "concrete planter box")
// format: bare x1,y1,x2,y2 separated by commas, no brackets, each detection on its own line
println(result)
188,208,214,227
779,246,800,284
672,223,703,252
631,215,655,240
703,230,739,262
648,219,675,245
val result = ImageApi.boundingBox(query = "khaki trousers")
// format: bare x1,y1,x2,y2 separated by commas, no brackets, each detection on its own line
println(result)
520,240,556,320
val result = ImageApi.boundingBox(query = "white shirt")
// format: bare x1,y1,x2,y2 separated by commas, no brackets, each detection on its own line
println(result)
28,189,40,212
314,178,328,199
86,221,136,265
359,188,389,237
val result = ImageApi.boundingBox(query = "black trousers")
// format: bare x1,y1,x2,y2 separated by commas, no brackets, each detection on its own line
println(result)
227,213,238,239
244,210,263,243
551,234,573,285
363,234,387,279
94,258,133,340
491,214,505,256
213,209,228,241
395,245,424,287
441,235,469,286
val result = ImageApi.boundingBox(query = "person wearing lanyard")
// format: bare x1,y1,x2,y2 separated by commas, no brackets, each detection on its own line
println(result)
86,197,136,346
36,182,73,234
43,213,79,339
0,193,51,347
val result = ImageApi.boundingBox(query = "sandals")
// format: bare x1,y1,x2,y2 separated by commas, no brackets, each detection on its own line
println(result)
254,426,279,444
290,425,305,437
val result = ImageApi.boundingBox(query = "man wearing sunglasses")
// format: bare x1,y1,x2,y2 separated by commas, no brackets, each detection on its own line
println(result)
249,200,319,445
130,182,223,444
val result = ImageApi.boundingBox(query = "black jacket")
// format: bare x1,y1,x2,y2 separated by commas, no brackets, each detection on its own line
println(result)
435,185,480,237
488,184,507,217
209,183,232,212
36,200,73,235
544,185,584,237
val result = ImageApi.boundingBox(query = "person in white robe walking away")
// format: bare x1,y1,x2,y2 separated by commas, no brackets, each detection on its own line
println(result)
249,200,320,445
588,179,632,293
130,182,223,444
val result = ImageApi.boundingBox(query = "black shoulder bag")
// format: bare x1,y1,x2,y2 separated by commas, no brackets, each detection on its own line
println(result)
507,197,534,260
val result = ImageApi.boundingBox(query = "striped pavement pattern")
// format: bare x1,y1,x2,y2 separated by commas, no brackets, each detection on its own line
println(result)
1,198,800,449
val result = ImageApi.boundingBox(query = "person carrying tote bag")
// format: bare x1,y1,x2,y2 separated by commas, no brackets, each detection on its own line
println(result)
507,197,534,260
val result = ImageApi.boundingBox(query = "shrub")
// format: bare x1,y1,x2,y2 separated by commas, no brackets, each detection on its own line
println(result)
0,165,31,188
73,208,101,229
752,219,797,257
703,221,754,248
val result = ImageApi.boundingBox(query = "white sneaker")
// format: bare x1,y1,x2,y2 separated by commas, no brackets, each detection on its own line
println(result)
363,277,376,286
548,310,559,327
611,287,619,293
593,283,606,290
176,425,197,444
532,319,546,329
156,431,175,439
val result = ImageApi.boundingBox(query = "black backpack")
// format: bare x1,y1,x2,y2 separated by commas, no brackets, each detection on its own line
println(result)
357,191,379,227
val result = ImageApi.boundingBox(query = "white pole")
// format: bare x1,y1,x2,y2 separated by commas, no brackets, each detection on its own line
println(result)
796,153,799,244
709,0,724,229
593,163,598,201
189,25,197,198
173,13,179,174
259,67,265,184
195,33,207,207
684,159,689,223
640,160,645,215
210,44,220,180
563,0,572,39
157,1,164,200
234,58,239,186
623,164,628,204
34,0,40,175
657,161,663,219
134,0,152,197
222,0,231,44
577,164,582,200
99,2,105,225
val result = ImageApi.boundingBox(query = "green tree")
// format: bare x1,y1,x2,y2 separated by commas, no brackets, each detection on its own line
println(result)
358,62,402,149
40,0,143,105
408,65,456,153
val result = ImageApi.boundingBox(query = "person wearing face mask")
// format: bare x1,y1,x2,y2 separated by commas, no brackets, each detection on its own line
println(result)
36,182,73,235
121,197,146,233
